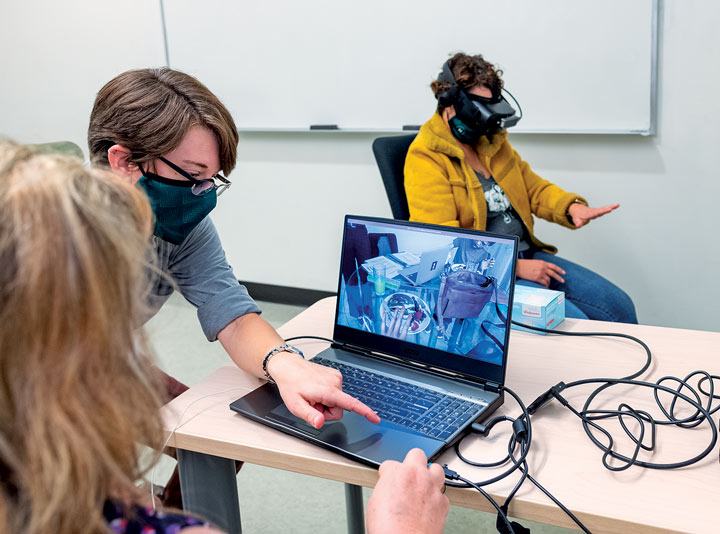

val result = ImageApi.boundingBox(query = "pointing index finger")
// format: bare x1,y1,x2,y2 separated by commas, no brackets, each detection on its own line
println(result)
320,388,381,423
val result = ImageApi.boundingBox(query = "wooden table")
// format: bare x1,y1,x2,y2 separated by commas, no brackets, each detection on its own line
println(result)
162,297,720,534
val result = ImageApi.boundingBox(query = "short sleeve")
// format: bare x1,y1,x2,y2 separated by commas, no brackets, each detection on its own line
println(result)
167,217,262,341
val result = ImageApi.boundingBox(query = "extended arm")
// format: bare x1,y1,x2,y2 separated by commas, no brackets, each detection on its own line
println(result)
217,314,380,428
512,148,587,229
168,219,379,429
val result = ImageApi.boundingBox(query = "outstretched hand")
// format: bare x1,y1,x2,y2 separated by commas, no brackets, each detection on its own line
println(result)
568,203,619,228
267,352,381,429
366,449,449,534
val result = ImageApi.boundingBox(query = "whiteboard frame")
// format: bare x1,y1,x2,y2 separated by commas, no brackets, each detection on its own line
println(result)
159,0,659,136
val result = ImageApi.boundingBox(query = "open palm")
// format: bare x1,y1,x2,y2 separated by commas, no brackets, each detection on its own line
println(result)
568,203,620,228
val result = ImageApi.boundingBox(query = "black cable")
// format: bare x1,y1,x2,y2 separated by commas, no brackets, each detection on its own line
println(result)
524,471,591,534
502,420,591,532
456,416,514,468
522,322,719,469
283,335,334,344
555,376,718,470
504,455,590,533
443,465,516,534
448,386,532,488
510,320,652,380
697,374,720,400
452,321,715,530
450,384,591,533
503,87,523,120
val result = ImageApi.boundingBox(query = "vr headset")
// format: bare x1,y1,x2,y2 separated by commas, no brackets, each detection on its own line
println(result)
436,59,521,139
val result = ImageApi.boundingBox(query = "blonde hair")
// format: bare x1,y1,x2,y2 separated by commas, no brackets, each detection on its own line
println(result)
88,68,239,175
0,141,165,533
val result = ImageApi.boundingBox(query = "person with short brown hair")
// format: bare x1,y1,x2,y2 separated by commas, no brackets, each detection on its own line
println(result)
89,68,239,176
405,52,637,323
88,68,381,507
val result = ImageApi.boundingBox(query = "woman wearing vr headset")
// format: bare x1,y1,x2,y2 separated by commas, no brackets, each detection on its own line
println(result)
404,53,637,323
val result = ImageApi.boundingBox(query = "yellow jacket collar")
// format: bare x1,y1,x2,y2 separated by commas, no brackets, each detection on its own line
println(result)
419,113,508,160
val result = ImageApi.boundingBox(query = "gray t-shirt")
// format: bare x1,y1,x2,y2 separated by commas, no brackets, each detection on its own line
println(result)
476,172,530,251
146,217,262,341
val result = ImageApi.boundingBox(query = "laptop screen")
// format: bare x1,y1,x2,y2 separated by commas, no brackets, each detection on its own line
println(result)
333,215,518,386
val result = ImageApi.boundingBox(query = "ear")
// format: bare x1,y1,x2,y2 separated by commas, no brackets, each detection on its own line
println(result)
442,105,456,123
108,145,143,184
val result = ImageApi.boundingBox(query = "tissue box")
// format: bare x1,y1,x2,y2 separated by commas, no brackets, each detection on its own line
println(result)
511,286,565,335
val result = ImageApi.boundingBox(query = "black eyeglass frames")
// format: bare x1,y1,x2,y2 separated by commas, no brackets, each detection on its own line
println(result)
158,156,231,197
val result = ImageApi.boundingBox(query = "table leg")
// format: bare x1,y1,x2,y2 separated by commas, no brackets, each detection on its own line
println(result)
344,483,365,534
177,449,242,534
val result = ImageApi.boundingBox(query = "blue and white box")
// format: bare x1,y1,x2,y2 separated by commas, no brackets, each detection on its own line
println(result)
511,286,565,334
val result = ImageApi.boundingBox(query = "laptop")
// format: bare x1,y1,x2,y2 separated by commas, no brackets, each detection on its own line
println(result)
396,245,451,286
230,215,518,467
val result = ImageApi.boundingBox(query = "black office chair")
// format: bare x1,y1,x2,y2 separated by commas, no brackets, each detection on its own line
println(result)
371,134,417,220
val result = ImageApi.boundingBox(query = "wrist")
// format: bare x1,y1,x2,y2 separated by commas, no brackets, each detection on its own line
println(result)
566,199,586,223
262,344,304,383
516,258,528,276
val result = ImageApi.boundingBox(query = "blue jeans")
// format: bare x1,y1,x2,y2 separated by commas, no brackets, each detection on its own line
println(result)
516,251,638,323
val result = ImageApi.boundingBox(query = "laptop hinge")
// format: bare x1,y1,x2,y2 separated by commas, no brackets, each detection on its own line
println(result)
485,381,501,394
330,342,369,357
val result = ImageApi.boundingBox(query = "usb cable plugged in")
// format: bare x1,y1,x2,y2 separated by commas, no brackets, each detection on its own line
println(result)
442,464,461,480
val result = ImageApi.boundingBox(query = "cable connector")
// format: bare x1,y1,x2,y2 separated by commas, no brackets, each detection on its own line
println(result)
442,465,461,480
512,417,528,443
471,415,511,437
470,422,490,436
552,385,570,407
527,382,566,415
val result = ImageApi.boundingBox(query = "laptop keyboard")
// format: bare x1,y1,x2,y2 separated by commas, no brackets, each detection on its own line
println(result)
313,357,485,440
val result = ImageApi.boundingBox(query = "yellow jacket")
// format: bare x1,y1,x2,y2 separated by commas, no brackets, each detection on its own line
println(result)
404,113,586,253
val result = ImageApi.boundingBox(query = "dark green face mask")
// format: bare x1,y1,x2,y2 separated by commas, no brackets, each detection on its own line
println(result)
137,174,217,245
448,116,482,145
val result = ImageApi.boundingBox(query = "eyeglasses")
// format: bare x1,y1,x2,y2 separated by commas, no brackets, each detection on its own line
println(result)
158,156,232,197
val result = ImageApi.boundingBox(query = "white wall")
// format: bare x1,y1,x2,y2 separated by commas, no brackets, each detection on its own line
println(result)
0,0,166,147
1,1,718,332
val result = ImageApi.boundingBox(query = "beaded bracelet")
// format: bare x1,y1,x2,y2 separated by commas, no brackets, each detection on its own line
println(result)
261,344,304,383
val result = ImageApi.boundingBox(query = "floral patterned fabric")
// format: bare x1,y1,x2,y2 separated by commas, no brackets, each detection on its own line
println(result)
104,500,212,534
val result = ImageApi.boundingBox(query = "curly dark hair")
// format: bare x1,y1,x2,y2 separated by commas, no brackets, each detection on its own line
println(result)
431,53,504,113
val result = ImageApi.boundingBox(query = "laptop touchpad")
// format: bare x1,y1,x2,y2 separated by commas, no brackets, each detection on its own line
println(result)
268,404,386,451
267,404,441,464
267,407,322,436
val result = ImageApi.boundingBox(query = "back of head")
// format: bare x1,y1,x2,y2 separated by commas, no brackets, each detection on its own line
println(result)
88,68,239,175
0,141,164,534
431,52,504,114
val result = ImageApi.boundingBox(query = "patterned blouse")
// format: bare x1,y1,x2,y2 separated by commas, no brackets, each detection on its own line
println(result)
104,500,213,534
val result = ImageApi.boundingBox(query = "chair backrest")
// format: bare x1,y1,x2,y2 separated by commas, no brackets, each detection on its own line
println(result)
371,134,417,220
28,141,84,160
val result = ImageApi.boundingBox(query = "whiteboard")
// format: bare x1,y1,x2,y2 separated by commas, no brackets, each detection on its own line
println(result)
0,0,167,151
164,0,657,134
